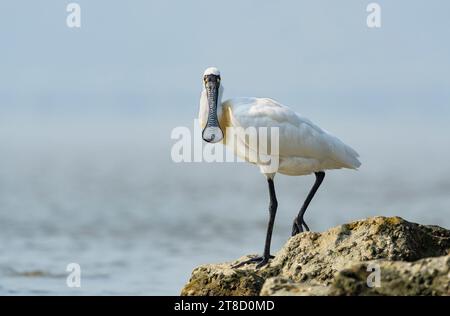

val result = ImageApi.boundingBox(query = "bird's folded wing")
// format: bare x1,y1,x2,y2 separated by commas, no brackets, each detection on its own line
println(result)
228,98,361,169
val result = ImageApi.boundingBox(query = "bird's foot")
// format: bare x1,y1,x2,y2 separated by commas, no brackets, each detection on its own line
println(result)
232,255,274,269
291,217,310,236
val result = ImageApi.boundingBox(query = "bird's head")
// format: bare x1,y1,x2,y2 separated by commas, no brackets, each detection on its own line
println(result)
201,67,224,143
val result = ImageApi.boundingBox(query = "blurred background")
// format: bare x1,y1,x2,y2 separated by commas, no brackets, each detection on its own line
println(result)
0,0,449,295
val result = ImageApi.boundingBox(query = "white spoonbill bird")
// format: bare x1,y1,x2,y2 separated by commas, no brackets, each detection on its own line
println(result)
199,67,361,268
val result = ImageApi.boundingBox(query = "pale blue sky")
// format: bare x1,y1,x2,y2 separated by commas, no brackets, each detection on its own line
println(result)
0,0,449,120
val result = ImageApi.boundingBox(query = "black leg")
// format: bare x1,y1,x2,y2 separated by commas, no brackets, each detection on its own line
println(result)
292,171,325,236
233,178,278,269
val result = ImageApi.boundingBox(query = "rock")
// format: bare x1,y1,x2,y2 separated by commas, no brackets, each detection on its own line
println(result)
329,255,450,296
181,216,450,296
180,259,272,296
260,277,330,296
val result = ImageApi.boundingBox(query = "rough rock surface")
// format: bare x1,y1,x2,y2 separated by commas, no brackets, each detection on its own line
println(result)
181,216,450,296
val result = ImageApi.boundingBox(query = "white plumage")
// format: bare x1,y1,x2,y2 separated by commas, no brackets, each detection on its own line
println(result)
221,97,361,176
198,67,361,268
199,67,361,177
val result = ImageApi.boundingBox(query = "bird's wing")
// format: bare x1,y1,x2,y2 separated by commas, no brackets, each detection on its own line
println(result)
225,97,361,169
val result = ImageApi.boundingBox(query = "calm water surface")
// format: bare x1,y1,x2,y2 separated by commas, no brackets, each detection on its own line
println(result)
0,118,448,295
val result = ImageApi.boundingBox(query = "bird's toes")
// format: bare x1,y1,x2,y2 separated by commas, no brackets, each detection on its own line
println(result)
232,255,273,269
291,220,303,236
232,256,259,268
302,224,310,232
231,261,248,269
255,259,270,269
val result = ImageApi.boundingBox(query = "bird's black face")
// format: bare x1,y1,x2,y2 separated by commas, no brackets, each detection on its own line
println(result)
202,74,223,143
